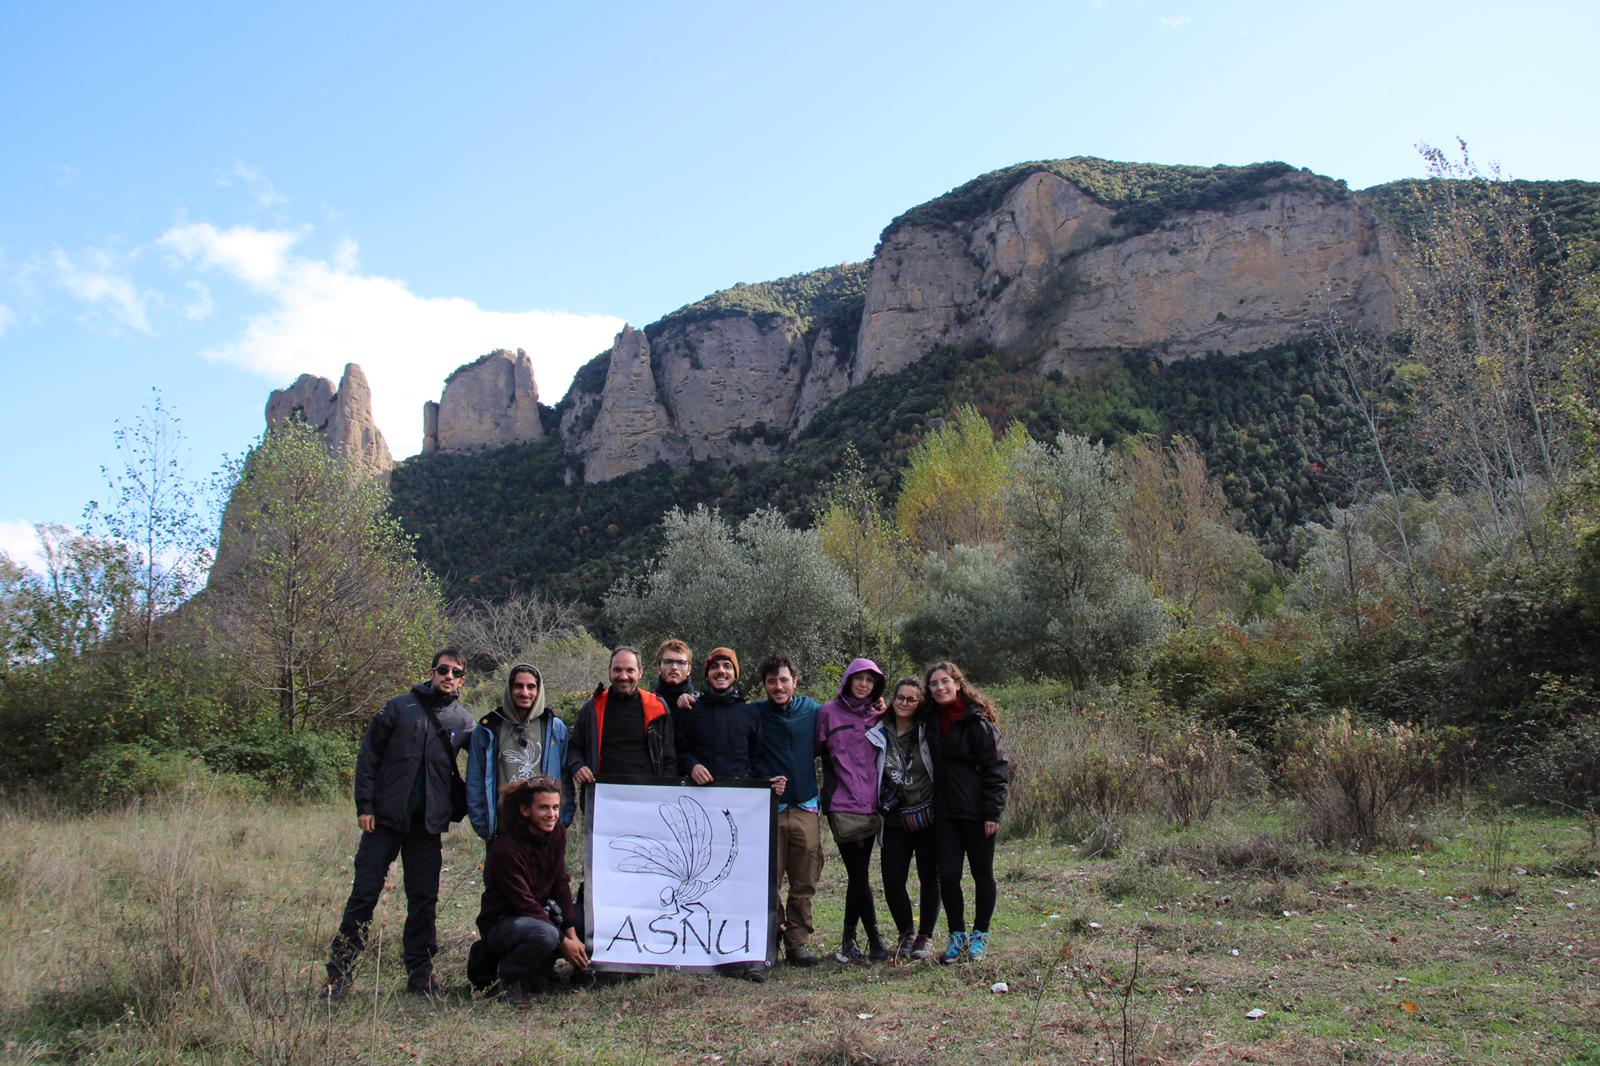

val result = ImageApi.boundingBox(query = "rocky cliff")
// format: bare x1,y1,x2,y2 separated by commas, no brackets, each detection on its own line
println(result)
422,348,544,454
264,363,392,476
552,160,1400,481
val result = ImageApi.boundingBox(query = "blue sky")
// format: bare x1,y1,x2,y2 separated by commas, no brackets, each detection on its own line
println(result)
3,0,1597,568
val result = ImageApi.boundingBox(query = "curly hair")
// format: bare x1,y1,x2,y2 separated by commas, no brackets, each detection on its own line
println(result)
922,660,999,726
497,775,563,829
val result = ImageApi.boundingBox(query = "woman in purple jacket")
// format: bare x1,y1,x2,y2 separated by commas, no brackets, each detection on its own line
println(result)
816,657,889,962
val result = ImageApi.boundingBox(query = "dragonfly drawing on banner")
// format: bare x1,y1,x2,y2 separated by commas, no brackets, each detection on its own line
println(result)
608,795,739,917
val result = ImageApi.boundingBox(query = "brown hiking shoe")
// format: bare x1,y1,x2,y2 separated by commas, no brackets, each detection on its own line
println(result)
786,944,822,967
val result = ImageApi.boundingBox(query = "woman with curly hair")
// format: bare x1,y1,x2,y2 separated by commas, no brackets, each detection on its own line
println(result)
923,660,1009,963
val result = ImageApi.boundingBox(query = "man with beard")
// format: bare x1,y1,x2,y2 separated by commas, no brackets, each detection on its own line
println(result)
566,646,675,791
467,663,572,841
654,638,698,712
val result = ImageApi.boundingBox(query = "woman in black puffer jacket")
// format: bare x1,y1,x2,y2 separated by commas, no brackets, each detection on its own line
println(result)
923,660,1009,965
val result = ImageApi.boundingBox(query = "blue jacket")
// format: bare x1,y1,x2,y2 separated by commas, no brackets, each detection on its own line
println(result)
465,705,573,839
753,694,822,809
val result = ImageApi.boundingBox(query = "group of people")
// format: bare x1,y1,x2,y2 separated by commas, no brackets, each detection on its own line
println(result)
319,641,1010,1002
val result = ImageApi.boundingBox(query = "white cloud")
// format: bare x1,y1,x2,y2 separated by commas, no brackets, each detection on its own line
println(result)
51,247,155,333
1158,15,1192,27
181,281,213,321
217,162,287,210
160,223,625,458
0,521,48,573
0,303,15,337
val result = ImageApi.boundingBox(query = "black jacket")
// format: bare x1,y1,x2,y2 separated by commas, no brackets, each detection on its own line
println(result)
929,709,1009,823
354,682,474,834
675,686,762,780
564,685,676,782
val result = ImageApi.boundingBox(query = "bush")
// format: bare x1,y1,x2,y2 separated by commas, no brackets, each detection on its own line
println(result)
203,721,356,800
1281,712,1456,847
1508,713,1600,810
77,743,262,807
1145,718,1261,827
1006,709,1152,852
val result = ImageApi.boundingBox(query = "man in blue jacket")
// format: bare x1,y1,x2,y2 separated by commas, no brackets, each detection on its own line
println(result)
323,647,475,999
466,663,572,839
752,652,824,966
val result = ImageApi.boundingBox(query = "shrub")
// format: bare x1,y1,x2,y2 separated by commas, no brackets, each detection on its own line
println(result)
1145,718,1261,827
1006,710,1153,852
203,723,356,800
1508,713,1600,810
1280,711,1456,847
77,743,262,807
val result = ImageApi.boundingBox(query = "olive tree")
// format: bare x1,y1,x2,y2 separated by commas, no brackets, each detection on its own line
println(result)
605,506,860,682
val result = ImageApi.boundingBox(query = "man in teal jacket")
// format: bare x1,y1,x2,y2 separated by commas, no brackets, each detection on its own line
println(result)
466,663,573,839
752,652,825,966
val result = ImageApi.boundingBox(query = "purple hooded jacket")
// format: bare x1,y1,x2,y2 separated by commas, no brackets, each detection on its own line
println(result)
816,658,887,816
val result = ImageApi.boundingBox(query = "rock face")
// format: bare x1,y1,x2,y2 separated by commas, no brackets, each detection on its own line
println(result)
851,169,1398,390
554,164,1400,482
265,363,392,476
422,349,544,453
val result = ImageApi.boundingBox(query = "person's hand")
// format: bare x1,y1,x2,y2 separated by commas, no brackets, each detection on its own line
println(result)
690,765,714,785
983,820,999,838
573,766,594,786
873,696,887,714
770,775,787,795
561,930,589,969
676,693,695,711
358,814,375,833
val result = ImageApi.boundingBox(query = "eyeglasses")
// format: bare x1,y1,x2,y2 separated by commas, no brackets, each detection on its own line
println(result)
892,694,920,704
434,665,465,678
659,658,689,668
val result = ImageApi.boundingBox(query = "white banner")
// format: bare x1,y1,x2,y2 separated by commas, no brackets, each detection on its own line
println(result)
585,780,777,972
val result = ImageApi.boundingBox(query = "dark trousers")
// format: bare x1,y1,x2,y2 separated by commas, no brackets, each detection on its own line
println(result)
484,916,562,982
936,817,996,934
327,820,443,982
880,822,939,939
835,835,880,944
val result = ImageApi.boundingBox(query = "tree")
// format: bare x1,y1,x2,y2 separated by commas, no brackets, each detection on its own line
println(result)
1396,141,1588,556
605,506,860,681
900,544,1031,682
895,405,1028,561
1118,435,1269,621
209,420,444,732
83,389,212,659
8,524,135,665
449,592,608,704
1004,433,1167,686
814,448,918,667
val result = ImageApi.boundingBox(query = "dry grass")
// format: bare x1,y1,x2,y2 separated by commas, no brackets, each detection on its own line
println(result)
2,790,1597,1065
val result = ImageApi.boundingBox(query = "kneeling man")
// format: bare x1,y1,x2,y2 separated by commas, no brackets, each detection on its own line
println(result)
470,777,589,1002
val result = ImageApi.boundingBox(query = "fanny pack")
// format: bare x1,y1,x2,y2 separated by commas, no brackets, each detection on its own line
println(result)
898,801,934,832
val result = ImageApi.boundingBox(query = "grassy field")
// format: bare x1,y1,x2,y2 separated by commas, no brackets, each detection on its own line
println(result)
1,790,1596,1065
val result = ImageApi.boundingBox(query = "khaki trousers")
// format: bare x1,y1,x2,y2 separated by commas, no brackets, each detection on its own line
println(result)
775,807,825,951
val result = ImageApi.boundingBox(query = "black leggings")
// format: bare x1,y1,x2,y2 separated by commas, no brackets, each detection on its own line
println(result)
936,818,996,934
880,823,939,938
836,835,880,943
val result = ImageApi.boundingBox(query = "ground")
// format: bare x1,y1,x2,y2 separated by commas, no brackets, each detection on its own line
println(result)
1,795,1596,1064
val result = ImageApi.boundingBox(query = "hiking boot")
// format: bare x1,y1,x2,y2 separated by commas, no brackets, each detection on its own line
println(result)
968,929,990,960
834,939,864,963
500,979,529,1006
939,930,969,965
866,937,890,962
319,972,352,1001
895,933,917,960
407,972,444,998
739,966,769,983
909,934,933,961
786,944,822,967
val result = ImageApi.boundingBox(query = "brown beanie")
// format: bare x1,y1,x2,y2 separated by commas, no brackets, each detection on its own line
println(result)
704,646,740,681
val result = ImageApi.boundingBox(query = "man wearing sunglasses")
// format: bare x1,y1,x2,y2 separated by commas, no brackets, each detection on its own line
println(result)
466,663,573,842
323,647,476,1000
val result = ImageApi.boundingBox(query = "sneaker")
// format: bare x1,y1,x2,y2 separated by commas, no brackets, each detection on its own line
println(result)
895,933,917,960
834,939,864,964
319,973,351,1001
786,944,822,967
909,934,933,961
939,931,969,965
407,973,444,998
866,938,890,963
968,929,990,960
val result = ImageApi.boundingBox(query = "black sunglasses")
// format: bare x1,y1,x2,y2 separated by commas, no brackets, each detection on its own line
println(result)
434,665,465,678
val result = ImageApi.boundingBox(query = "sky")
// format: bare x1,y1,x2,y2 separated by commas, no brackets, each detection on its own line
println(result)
3,0,1598,570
